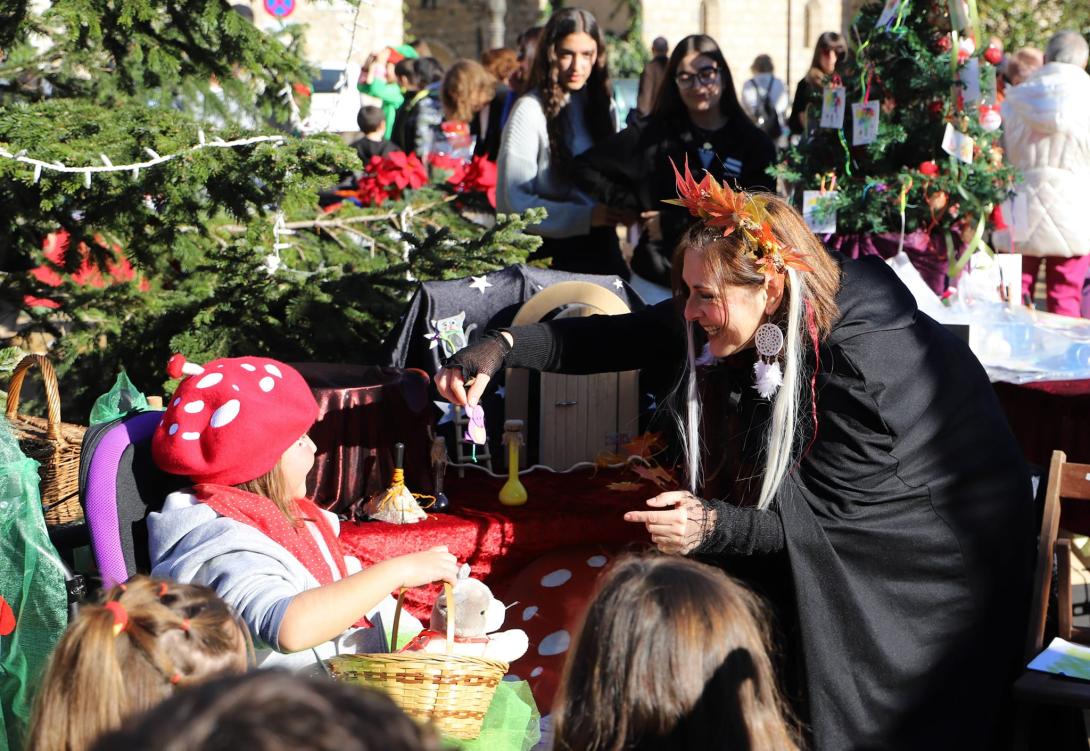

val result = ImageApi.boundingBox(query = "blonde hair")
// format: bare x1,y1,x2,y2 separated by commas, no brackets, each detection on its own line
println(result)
236,456,297,521
553,553,800,751
670,193,841,509
27,576,249,751
440,60,497,122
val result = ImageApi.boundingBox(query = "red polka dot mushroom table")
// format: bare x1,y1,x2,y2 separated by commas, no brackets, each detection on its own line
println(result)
337,468,654,712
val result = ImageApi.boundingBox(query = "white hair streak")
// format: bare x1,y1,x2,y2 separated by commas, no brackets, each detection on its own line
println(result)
676,268,808,509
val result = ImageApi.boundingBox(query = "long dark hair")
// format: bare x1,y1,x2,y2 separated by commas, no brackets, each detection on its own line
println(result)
528,7,613,173
552,554,800,751
650,34,744,124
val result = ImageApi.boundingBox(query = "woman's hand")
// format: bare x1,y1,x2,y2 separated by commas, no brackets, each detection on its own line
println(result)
434,331,513,407
640,210,663,242
396,546,460,588
623,491,715,555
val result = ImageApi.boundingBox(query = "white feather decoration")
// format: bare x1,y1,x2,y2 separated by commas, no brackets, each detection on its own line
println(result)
752,359,783,399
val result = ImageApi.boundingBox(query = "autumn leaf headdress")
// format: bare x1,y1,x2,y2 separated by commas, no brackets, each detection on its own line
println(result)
664,157,813,277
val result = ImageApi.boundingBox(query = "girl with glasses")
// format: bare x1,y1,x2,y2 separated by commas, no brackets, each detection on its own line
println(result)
572,34,776,303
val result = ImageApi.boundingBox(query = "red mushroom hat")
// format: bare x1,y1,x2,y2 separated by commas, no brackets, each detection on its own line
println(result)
151,355,319,485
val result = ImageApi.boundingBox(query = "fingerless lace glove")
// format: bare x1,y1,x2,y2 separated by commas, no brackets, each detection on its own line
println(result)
443,330,512,382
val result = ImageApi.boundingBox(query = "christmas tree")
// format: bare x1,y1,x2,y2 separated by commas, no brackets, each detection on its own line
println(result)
773,0,1016,290
0,1,541,418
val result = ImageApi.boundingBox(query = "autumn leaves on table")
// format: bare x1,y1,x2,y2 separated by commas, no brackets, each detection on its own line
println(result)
597,432,678,493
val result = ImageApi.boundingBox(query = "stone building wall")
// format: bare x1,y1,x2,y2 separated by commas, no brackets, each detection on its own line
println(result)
236,0,404,64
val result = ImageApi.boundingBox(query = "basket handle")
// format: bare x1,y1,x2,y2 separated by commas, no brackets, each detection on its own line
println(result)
391,582,455,653
6,354,65,442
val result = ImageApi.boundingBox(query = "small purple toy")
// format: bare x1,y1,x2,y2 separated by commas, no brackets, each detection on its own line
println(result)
464,404,487,445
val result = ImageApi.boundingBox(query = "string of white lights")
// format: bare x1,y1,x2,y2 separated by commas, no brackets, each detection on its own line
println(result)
0,132,287,186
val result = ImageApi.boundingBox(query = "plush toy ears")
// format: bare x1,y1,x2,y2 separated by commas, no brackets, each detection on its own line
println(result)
457,563,471,581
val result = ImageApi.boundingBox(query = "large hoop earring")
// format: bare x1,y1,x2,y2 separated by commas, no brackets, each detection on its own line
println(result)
752,322,785,399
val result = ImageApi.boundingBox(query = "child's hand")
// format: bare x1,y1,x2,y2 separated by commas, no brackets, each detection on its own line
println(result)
398,546,459,588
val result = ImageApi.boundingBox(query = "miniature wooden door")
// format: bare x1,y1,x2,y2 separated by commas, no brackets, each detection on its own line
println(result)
505,282,639,470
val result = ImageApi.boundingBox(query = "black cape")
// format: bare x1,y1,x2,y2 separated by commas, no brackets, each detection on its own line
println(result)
504,255,1034,750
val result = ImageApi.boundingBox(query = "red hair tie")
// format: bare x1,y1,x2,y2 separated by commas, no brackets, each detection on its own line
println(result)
104,601,129,637
179,618,191,633
170,673,182,685
158,582,168,597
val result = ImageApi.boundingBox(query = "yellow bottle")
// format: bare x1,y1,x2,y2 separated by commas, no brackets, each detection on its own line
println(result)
499,419,528,506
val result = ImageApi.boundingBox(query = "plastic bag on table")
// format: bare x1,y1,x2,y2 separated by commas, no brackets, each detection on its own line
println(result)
89,370,150,425
445,679,541,751
0,417,68,750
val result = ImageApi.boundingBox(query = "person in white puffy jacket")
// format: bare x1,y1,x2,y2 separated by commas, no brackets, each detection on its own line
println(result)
1001,30,1090,317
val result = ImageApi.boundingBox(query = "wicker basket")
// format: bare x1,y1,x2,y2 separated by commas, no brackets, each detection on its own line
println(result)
6,354,86,526
325,584,508,740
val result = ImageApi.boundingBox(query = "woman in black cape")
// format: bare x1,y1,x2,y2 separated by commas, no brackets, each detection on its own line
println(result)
435,182,1034,750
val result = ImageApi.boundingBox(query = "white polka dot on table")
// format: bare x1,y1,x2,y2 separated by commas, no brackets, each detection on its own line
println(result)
540,569,571,587
504,674,521,682
183,400,205,414
265,364,283,378
168,423,179,436
522,606,538,622
210,399,241,428
195,373,223,389
232,384,240,391
241,364,256,372
538,630,570,656
259,376,275,392
586,555,608,568
172,398,181,407
181,431,201,441
530,666,543,678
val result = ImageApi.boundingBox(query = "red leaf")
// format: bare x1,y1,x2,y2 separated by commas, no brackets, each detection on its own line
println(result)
0,595,14,636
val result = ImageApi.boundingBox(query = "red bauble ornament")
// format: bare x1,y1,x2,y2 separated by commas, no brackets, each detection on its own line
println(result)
929,101,944,115
919,161,940,176
984,45,1003,65
936,36,952,53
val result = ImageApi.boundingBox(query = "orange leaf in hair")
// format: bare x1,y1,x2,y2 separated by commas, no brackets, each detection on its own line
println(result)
700,179,749,236
0,595,14,636
782,247,814,273
662,156,705,217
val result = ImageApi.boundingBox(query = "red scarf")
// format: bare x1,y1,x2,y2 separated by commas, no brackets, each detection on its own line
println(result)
193,484,371,628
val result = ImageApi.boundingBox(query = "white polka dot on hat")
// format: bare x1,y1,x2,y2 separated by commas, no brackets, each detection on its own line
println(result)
151,354,318,485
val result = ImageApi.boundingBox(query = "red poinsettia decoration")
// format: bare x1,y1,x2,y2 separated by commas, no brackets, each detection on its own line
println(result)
25,230,150,310
0,595,14,636
339,152,430,207
448,155,497,207
428,152,466,181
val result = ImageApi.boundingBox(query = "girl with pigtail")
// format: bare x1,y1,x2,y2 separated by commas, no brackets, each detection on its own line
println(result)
26,576,249,751
436,166,1033,750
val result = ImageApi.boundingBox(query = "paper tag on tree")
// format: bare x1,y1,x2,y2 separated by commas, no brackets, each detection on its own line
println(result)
851,101,880,145
820,86,846,129
961,58,982,106
802,190,838,233
876,0,901,27
941,123,975,163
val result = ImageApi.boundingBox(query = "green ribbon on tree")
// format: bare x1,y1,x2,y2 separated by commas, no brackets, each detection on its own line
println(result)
945,206,992,279
837,130,853,176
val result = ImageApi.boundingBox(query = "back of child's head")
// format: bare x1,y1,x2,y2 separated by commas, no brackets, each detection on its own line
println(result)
552,553,799,751
357,105,387,135
90,669,439,751
28,576,249,751
414,57,445,87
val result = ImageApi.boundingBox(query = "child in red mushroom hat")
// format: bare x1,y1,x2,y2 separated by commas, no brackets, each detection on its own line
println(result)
147,354,459,670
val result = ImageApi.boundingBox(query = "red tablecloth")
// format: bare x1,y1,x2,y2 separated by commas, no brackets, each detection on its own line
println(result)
338,468,653,618
993,379,1090,533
